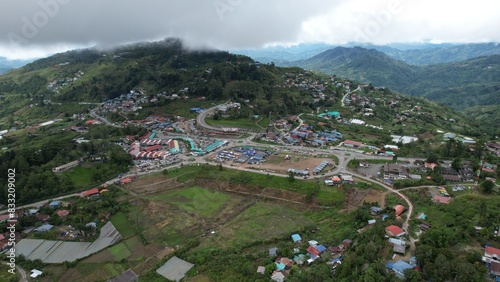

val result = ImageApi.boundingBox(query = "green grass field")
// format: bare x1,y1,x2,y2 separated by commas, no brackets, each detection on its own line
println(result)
63,166,95,188
146,186,230,217
0,264,18,282
209,202,314,247
109,242,133,261
110,212,136,237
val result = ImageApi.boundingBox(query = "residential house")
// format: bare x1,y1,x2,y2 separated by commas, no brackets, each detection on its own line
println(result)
36,214,50,222
291,234,302,243
483,245,500,263
343,140,363,148
307,245,320,258
82,188,100,197
386,225,406,237
271,271,285,282
370,206,383,215
49,201,61,207
34,224,54,232
341,174,354,184
269,247,278,256
384,164,408,179
389,238,406,246
489,261,500,277
433,195,452,204
394,205,405,217
393,244,406,254
420,222,431,232
386,260,413,279
56,210,70,217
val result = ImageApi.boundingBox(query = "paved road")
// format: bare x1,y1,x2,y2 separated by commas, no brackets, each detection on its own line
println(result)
89,109,122,128
341,86,360,107
0,193,82,215
1,262,28,282
196,101,229,132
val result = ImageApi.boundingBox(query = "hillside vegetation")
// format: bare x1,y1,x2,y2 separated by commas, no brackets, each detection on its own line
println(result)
293,47,500,127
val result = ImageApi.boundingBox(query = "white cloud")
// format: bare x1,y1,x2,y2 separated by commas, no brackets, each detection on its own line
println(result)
0,0,499,60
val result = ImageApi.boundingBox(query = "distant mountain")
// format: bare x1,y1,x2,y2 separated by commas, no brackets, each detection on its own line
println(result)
292,46,500,125
293,46,417,92
0,56,34,75
237,42,500,66
232,43,334,64
373,43,500,65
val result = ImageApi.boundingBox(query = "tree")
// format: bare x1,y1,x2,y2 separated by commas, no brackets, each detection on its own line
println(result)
288,171,295,182
451,158,461,171
426,154,438,163
480,180,494,194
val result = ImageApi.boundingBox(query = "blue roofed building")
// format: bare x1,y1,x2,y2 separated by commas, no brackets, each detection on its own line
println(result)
291,234,302,243
315,245,327,253
386,259,413,279
49,201,61,207
34,224,54,232
275,262,286,271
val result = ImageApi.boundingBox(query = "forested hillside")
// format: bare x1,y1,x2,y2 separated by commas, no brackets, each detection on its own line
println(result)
294,47,500,127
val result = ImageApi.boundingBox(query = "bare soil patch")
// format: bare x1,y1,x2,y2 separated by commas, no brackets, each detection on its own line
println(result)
344,187,370,210
361,189,387,207
58,269,83,282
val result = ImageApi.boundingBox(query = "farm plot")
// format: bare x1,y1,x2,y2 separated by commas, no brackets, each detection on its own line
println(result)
140,187,250,246
110,212,135,237
203,202,314,248
145,186,231,217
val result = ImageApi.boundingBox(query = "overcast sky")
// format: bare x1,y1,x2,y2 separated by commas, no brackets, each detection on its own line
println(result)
1,0,500,60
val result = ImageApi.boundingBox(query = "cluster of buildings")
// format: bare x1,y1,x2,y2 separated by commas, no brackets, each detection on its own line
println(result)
324,174,354,185
261,233,351,282
214,147,272,164
0,191,113,252
280,72,330,100
284,125,343,147
47,69,84,92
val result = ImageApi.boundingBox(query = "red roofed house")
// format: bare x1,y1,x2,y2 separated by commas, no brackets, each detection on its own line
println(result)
484,245,500,263
121,177,132,185
424,162,438,170
343,140,363,148
0,234,5,241
386,225,406,237
307,245,320,257
433,195,452,204
0,239,9,251
56,210,70,217
394,205,405,217
331,176,342,184
36,214,50,222
82,188,100,197
490,260,500,276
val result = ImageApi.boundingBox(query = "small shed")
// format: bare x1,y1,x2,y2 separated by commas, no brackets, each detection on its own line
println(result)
291,234,302,243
